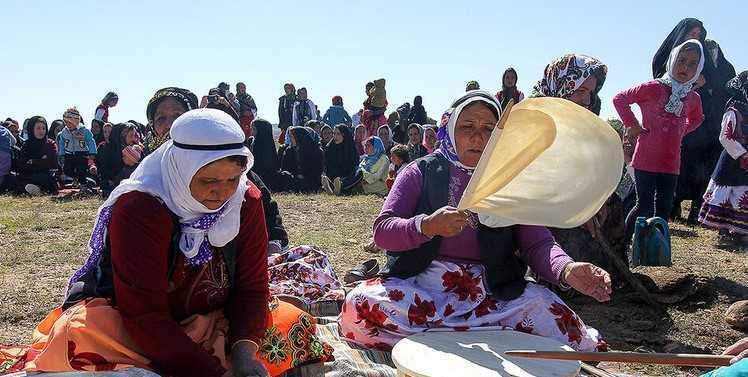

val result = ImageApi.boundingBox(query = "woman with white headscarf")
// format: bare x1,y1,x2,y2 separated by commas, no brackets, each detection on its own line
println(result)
1,109,332,377
338,91,612,352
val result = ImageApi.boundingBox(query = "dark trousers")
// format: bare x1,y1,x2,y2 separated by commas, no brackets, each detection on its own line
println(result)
63,152,90,185
625,169,678,239
18,171,58,193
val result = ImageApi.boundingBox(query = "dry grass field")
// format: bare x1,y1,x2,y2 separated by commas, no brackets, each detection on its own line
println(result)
1,194,747,376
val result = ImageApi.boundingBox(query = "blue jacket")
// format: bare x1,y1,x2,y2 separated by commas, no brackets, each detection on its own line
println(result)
0,126,14,176
322,105,352,127
57,126,97,156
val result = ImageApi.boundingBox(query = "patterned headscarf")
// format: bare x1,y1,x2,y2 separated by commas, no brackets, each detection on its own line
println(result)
145,87,199,151
146,87,199,123
725,71,748,118
532,54,607,114
436,90,501,171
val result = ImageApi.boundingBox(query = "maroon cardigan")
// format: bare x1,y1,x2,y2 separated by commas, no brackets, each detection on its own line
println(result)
109,186,269,377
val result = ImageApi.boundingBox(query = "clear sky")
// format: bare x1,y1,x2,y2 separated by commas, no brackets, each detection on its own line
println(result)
1,1,745,128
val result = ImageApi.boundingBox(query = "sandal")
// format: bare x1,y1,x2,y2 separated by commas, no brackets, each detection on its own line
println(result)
344,258,380,284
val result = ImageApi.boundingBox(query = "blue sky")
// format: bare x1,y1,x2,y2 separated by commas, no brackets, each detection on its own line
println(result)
1,1,745,127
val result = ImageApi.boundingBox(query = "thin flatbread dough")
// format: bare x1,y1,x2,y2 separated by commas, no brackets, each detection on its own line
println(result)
392,330,580,377
458,97,624,228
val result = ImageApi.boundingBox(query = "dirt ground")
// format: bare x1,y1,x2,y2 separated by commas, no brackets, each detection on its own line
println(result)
1,194,747,376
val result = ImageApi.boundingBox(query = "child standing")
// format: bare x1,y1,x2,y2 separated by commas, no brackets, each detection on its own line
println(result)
699,71,748,246
57,107,98,190
613,40,705,238
322,96,353,127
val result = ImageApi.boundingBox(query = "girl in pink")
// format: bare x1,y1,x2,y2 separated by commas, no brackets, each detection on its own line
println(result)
613,40,705,237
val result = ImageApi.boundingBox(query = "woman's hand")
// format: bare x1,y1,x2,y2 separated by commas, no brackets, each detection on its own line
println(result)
625,122,647,139
562,262,612,302
234,359,269,377
723,337,748,364
421,206,469,238
231,341,269,377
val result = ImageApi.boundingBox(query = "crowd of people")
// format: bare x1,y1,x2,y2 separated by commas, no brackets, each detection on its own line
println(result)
1,16,748,377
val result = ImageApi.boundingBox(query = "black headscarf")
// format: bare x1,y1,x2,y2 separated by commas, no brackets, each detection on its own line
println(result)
146,87,199,123
250,118,280,181
48,119,64,140
652,18,708,79
408,96,428,125
20,116,48,159
97,122,139,182
499,67,521,110
288,126,323,189
726,71,748,119
325,124,359,179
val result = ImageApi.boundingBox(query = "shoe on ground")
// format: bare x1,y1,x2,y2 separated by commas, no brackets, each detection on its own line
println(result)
333,177,342,195
24,184,42,196
343,258,380,284
321,175,334,195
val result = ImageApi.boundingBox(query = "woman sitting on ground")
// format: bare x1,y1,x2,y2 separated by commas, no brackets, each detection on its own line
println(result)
338,90,611,352
328,136,390,196
280,126,324,193
322,124,359,194
97,122,113,149
143,87,200,155
47,119,65,141
354,124,367,156
0,109,331,377
96,122,144,198
378,124,395,154
249,118,283,192
357,136,390,195
320,124,334,149
17,116,59,195
406,123,428,161
422,126,437,154
531,54,628,281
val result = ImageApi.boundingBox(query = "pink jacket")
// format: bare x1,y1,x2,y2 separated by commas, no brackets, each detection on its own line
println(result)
613,80,704,175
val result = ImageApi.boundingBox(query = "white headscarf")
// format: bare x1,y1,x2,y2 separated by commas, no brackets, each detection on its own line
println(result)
660,39,705,116
111,108,252,255
436,90,502,171
70,109,253,290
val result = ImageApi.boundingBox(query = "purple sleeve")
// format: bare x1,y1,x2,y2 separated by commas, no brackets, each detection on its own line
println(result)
515,225,573,285
373,162,433,251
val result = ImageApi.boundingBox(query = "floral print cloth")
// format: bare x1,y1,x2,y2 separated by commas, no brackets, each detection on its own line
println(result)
268,245,345,304
338,260,607,353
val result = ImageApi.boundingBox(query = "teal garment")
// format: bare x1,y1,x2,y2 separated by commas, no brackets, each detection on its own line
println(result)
701,359,748,377
57,126,97,156
322,105,352,126
361,136,385,171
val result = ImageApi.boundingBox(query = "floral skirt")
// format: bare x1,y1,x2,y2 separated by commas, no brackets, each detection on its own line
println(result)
699,179,748,235
338,260,606,352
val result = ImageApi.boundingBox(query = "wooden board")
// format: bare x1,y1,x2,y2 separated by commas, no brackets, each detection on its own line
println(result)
391,330,581,377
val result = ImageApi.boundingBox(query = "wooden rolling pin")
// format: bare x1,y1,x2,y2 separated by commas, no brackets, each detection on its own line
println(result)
504,350,733,368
